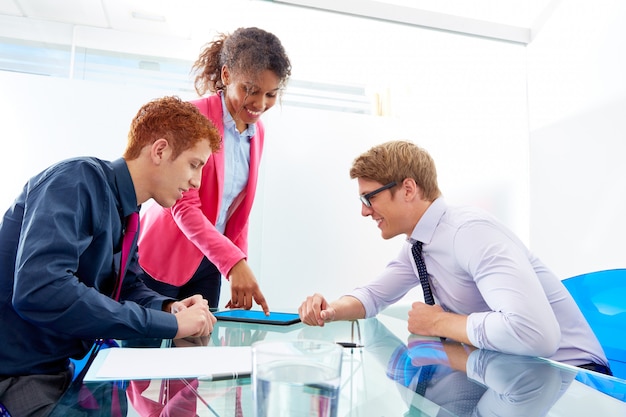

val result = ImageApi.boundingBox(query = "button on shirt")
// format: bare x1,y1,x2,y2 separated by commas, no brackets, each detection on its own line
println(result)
215,95,254,234
347,197,608,366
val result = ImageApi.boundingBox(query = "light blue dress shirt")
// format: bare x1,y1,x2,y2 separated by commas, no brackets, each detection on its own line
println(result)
347,197,608,366
215,94,255,234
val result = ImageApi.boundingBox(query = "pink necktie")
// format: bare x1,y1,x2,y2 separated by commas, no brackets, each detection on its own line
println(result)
112,212,139,301
235,386,244,417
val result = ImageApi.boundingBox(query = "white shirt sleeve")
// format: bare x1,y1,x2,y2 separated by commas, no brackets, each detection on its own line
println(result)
454,221,562,356
347,243,421,318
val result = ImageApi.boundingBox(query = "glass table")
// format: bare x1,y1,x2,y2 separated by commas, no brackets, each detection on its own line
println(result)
50,312,626,416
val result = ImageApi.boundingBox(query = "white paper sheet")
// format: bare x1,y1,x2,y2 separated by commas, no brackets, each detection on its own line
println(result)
84,346,251,381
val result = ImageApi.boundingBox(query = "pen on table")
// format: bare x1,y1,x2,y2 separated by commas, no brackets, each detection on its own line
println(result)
336,342,364,348
200,371,252,381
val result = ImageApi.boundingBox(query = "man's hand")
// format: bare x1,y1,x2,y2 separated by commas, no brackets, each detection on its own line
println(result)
172,294,216,338
408,301,471,345
407,302,445,336
169,294,208,313
298,293,336,326
225,259,270,315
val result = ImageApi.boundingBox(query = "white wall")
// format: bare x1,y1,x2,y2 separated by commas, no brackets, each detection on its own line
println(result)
0,14,529,311
0,71,188,209
527,0,626,279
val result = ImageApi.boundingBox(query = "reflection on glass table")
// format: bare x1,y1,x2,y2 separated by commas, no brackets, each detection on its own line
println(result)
387,339,573,416
48,314,626,417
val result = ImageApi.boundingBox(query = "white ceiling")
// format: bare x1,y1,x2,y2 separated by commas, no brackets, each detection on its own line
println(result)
0,0,558,101
0,0,556,48
0,0,559,113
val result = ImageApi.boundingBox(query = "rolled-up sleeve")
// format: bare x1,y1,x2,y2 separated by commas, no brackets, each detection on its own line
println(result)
456,222,561,357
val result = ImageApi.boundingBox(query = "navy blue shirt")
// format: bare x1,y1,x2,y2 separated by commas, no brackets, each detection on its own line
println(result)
0,157,177,376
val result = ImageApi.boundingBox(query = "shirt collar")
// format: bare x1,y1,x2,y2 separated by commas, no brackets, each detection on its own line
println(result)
409,197,447,245
220,92,256,138
112,158,139,217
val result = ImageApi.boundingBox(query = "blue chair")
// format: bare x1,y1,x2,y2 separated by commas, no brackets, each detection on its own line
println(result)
562,269,626,379
0,401,12,417
70,339,119,382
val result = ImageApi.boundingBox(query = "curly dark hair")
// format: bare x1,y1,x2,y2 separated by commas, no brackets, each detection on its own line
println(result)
124,96,221,160
192,27,291,96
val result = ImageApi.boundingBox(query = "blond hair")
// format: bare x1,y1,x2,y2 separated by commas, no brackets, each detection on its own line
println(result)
349,140,441,201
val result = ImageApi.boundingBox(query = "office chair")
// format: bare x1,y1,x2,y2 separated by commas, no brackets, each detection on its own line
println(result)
0,401,11,417
70,339,119,382
562,269,626,379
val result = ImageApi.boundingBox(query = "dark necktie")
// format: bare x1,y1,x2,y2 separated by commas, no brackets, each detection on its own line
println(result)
112,212,139,301
411,241,435,305
414,365,437,396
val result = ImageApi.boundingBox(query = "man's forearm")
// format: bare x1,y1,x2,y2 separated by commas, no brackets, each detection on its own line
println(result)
330,296,366,321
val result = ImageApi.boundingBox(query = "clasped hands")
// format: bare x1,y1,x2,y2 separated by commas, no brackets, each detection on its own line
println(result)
168,295,216,338
298,293,337,326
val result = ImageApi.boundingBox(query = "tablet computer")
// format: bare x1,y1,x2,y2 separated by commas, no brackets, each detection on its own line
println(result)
213,310,301,326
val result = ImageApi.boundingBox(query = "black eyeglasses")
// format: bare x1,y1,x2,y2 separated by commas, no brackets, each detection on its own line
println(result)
360,181,397,207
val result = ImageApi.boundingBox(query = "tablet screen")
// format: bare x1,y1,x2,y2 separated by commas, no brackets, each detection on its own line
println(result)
213,310,301,325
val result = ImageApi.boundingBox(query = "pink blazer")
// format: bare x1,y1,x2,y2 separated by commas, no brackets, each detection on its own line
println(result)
138,94,265,285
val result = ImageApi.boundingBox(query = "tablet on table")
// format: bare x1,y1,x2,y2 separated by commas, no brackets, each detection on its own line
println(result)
213,310,301,325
